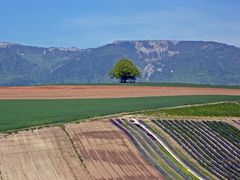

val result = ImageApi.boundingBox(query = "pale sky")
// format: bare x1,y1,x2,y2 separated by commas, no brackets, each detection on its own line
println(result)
0,0,239,48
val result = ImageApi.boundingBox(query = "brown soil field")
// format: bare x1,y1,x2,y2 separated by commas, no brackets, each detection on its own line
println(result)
0,121,163,180
0,127,90,180
0,85,239,99
65,121,163,179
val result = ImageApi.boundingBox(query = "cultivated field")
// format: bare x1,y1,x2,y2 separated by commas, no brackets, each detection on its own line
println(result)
152,120,240,179
111,118,240,179
0,85,240,99
0,121,162,180
142,102,240,117
111,119,208,179
1,85,240,179
65,121,162,179
0,127,90,180
1,95,239,132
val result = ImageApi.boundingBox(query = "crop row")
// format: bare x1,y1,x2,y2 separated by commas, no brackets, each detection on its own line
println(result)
153,120,240,179
110,119,168,177
203,121,240,149
111,119,195,179
139,120,210,179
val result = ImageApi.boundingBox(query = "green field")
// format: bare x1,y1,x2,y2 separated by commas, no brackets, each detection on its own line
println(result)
0,95,240,132
36,82,240,89
116,82,240,89
143,102,240,117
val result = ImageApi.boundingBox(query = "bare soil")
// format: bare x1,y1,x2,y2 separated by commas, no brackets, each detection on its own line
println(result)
0,85,239,99
65,121,163,179
0,127,90,180
0,121,163,180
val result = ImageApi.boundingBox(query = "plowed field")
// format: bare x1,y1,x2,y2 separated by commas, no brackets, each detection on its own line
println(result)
0,127,90,180
0,121,162,180
65,121,163,179
0,85,239,99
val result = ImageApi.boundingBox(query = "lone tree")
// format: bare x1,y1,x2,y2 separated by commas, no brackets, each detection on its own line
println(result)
109,58,141,83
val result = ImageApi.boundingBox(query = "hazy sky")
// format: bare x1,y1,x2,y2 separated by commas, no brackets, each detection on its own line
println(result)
0,0,239,48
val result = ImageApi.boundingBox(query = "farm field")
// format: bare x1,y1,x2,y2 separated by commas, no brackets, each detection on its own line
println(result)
0,121,162,180
0,127,90,180
109,83,240,89
142,102,240,117
111,119,210,179
152,119,240,179
1,118,239,180
0,84,240,179
0,85,240,99
65,121,162,179
111,118,240,179
1,95,240,132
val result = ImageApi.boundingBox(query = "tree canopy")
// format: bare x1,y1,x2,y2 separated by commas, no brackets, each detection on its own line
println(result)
109,58,141,83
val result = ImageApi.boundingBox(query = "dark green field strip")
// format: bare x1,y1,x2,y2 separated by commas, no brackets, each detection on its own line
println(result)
0,95,240,132
143,102,240,117
23,83,240,89
120,83,240,89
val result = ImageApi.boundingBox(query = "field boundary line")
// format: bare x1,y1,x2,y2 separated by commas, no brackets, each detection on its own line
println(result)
0,170,3,180
60,126,93,180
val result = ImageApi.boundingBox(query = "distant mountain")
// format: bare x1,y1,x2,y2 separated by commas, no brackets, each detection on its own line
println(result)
0,40,240,85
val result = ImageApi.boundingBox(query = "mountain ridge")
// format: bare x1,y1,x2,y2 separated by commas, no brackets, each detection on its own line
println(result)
0,40,239,85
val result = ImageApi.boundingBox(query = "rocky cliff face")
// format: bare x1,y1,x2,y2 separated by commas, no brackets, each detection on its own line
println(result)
125,40,180,80
0,40,239,85
134,40,179,61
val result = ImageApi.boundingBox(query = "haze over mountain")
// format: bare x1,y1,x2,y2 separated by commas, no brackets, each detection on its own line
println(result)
0,40,239,86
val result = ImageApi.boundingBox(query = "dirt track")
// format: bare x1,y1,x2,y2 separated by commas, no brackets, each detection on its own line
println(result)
0,85,239,99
